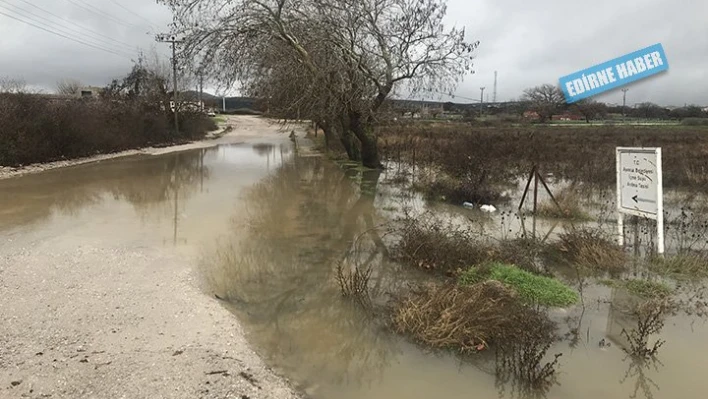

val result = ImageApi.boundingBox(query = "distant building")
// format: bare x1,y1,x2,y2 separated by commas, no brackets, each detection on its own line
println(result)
523,111,540,120
552,112,583,121
76,86,102,98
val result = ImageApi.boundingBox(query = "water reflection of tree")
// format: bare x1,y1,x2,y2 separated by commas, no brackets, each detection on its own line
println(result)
619,356,663,399
0,149,210,231
206,155,404,393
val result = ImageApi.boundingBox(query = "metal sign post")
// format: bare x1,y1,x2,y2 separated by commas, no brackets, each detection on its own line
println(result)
616,147,664,254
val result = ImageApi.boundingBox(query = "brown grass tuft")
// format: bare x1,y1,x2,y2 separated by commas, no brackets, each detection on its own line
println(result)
554,227,628,274
391,281,521,352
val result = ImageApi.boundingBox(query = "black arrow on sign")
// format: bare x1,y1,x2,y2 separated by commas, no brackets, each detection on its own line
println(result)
632,195,638,203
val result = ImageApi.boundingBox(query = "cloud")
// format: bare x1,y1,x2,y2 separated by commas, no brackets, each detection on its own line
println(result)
0,0,171,90
443,0,708,105
0,0,705,105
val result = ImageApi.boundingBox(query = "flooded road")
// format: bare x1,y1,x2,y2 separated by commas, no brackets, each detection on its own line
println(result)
2,116,708,398
0,116,301,399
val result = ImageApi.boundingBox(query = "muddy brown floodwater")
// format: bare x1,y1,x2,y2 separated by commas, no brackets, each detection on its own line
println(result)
3,116,708,399
203,153,708,399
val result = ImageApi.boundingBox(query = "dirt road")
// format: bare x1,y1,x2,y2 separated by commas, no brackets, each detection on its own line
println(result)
0,116,305,398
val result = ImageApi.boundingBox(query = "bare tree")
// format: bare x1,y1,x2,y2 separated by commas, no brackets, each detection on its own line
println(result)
160,0,479,168
0,76,27,93
520,84,566,123
56,79,83,96
573,99,607,123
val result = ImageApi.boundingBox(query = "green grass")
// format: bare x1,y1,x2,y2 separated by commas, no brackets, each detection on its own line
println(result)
213,115,227,124
597,278,673,299
459,263,579,307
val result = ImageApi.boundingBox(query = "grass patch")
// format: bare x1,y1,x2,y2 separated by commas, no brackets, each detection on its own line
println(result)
625,280,673,299
650,253,708,279
459,263,579,307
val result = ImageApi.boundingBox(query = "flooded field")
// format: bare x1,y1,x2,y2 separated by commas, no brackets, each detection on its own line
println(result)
3,128,708,398
204,152,708,399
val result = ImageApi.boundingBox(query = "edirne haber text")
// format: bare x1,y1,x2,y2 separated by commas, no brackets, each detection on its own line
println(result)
565,51,665,96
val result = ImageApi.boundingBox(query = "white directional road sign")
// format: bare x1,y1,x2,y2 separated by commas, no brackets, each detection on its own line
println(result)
616,147,664,253
617,148,660,216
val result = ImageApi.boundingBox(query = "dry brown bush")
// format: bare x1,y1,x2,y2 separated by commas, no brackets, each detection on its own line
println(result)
391,281,522,352
0,93,215,166
554,227,628,274
394,217,497,275
392,280,562,390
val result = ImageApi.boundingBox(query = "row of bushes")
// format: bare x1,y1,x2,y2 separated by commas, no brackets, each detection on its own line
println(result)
0,93,217,166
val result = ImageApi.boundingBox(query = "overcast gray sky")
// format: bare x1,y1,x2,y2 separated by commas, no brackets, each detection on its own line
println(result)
0,0,705,106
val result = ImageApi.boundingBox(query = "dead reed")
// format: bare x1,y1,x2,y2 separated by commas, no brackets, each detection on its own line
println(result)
391,281,521,352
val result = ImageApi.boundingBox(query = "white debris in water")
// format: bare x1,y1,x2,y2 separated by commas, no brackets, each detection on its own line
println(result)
463,202,475,209
480,204,497,213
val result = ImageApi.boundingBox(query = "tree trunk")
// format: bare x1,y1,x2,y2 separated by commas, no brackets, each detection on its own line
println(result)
321,121,332,151
349,111,381,169
338,115,361,162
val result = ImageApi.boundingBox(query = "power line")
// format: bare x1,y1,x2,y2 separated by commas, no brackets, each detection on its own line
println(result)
64,0,140,29
109,0,158,31
0,0,136,54
13,0,139,51
0,9,133,59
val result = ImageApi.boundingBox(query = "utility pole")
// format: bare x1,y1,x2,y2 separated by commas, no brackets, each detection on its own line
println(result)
479,87,485,117
622,88,628,122
493,71,498,103
156,33,183,136
198,73,204,112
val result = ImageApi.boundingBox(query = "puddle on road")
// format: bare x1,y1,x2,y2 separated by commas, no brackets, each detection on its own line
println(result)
0,141,292,255
205,155,708,399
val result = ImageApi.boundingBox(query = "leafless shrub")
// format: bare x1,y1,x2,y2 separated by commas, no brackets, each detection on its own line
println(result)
56,79,83,96
620,298,676,358
394,215,496,276
336,260,373,309
495,307,561,391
